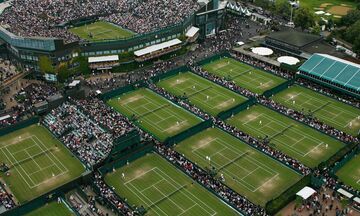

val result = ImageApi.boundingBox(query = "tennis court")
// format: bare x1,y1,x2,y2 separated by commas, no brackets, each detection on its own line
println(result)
336,154,360,191
0,125,85,203
156,72,248,116
70,21,135,41
272,85,360,136
107,88,203,141
202,57,286,94
105,153,238,216
175,127,302,206
226,105,345,168
25,200,75,216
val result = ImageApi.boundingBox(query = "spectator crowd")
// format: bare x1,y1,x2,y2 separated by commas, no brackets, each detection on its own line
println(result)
0,0,199,43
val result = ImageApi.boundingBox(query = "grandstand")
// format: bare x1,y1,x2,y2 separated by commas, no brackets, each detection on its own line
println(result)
298,54,360,98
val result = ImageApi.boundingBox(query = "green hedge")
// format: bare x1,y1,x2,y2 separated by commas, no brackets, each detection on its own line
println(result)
265,175,311,215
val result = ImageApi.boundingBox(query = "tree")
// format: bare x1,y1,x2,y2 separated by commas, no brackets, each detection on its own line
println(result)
275,0,291,17
294,7,315,30
38,55,55,74
340,10,360,26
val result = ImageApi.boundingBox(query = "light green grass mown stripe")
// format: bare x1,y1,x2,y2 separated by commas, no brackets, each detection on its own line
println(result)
104,153,238,216
226,105,345,168
175,127,302,206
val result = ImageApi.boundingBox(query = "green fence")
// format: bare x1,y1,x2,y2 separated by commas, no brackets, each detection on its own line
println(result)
99,143,154,175
100,80,146,100
330,145,359,174
3,171,91,216
196,52,231,66
164,119,212,145
0,117,40,136
218,98,256,120
262,79,295,98
265,175,311,215
150,66,189,83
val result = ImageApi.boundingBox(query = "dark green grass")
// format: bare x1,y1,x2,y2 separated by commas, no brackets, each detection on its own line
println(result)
272,85,360,136
156,72,248,116
107,88,203,141
0,125,85,204
202,57,286,94
336,154,360,191
69,21,135,41
226,105,345,168
104,153,238,216
175,127,302,206
25,201,75,216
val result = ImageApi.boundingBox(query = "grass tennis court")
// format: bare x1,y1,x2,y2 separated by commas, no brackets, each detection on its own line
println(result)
336,154,360,191
156,72,248,116
175,127,302,206
25,201,75,216
70,21,135,41
107,88,203,141
0,125,85,203
105,153,238,216
226,105,345,168
202,57,286,94
272,85,360,136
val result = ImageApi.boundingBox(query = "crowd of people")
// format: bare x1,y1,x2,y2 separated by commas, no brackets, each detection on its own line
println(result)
0,60,19,85
73,96,135,139
0,183,15,210
0,0,199,43
93,173,134,216
43,101,113,167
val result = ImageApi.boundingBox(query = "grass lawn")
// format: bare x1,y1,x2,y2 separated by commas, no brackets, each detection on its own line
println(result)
156,71,248,116
107,88,203,141
272,85,360,136
336,154,360,191
174,127,302,206
69,21,135,41
0,125,86,204
298,0,356,17
104,153,239,216
202,57,286,95
25,201,75,216
226,105,345,168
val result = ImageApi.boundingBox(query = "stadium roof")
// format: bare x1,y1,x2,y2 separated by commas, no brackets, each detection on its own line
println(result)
88,55,119,63
266,31,322,48
134,39,182,57
299,53,360,92
186,27,199,38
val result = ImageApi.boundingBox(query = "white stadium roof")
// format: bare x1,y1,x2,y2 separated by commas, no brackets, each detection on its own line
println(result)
186,27,199,38
88,55,119,63
134,39,182,57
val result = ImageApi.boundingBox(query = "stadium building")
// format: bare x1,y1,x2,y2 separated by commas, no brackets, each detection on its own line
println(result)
0,0,225,79
298,53,360,98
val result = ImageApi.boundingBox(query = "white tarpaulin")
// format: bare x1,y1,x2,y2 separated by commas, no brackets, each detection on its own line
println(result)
277,56,300,65
296,186,316,200
186,27,199,38
251,47,273,56
337,188,353,198
88,55,119,63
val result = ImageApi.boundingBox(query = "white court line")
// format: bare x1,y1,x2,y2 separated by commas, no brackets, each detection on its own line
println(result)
140,179,164,193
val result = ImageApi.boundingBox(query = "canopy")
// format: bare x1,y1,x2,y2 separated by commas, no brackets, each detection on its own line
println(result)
337,188,353,198
315,11,325,15
69,80,80,87
354,197,360,204
88,55,119,63
0,114,10,121
186,27,199,38
134,39,182,57
296,186,316,200
236,41,245,46
277,56,300,65
251,47,273,56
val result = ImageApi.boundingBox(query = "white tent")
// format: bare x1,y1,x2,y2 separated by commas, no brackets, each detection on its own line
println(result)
251,47,273,56
277,56,300,65
337,188,353,199
296,186,316,200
